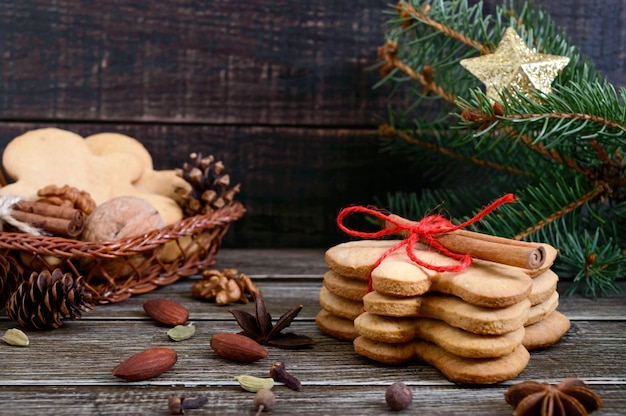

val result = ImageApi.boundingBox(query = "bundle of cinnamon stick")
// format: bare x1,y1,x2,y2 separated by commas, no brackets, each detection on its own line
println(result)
11,200,85,238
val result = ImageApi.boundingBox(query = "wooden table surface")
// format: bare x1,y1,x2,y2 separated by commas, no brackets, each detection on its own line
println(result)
0,249,624,415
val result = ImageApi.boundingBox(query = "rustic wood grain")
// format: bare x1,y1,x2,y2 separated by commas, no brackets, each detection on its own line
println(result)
1,317,624,384
0,384,623,416
502,0,626,87
0,0,623,126
0,0,390,125
0,250,624,415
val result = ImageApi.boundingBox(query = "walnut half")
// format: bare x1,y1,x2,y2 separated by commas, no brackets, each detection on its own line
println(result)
192,268,261,305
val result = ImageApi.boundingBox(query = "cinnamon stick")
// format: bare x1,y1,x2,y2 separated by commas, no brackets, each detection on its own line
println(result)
11,200,85,237
14,200,82,221
386,214,555,271
434,229,548,270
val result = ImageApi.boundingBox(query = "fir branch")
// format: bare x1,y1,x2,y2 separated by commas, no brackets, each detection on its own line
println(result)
457,97,591,176
397,2,491,54
515,186,604,240
380,123,529,176
374,0,625,296
474,173,599,241
558,230,623,299
378,40,457,104
504,111,625,136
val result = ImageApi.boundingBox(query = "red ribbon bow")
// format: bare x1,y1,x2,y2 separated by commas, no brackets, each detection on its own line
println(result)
336,194,516,291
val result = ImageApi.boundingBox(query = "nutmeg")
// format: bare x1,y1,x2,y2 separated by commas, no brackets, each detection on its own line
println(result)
386,382,413,411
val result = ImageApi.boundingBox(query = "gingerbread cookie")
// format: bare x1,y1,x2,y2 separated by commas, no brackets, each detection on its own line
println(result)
318,286,363,321
354,312,525,358
0,128,184,225
315,309,359,341
323,271,368,302
353,336,530,384
326,240,533,307
325,240,400,280
528,269,558,305
0,128,143,204
84,132,191,201
363,291,530,335
323,270,532,335
523,310,570,350
525,291,559,326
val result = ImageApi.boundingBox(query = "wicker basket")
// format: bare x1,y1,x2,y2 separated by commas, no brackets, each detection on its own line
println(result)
0,201,245,304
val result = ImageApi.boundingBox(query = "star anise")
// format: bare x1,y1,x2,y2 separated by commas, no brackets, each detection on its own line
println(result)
505,378,603,416
228,292,315,349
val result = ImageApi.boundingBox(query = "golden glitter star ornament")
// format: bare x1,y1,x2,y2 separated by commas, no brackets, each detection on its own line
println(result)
460,27,570,101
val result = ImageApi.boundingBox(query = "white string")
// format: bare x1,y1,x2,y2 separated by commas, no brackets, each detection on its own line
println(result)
0,194,43,235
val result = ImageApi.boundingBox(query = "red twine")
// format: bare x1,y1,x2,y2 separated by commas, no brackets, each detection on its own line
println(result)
336,193,516,291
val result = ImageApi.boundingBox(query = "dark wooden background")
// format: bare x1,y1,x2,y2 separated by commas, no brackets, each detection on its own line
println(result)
0,0,624,248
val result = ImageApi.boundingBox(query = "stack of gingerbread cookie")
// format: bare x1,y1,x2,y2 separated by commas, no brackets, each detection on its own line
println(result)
316,239,571,384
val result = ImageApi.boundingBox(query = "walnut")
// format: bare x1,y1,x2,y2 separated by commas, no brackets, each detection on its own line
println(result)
37,184,97,216
81,196,163,242
79,196,164,278
192,268,261,305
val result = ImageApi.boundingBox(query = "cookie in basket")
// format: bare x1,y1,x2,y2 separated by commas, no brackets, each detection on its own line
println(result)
84,132,191,208
0,127,184,225
0,128,144,204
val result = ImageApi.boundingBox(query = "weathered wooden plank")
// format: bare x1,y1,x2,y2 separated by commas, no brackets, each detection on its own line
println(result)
508,0,626,87
1,318,624,384
216,248,328,276
75,277,626,322
0,384,624,416
0,0,623,130
0,250,623,416
0,0,390,126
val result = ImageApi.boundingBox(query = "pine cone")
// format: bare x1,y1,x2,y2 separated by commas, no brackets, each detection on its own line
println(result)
5,269,95,329
0,252,24,307
175,152,241,217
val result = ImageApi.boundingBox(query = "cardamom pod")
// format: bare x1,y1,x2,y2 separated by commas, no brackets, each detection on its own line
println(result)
235,375,275,392
166,323,196,341
2,328,29,347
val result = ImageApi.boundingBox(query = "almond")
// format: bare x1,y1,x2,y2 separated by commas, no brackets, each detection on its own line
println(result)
143,299,189,326
112,347,177,381
210,333,268,363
